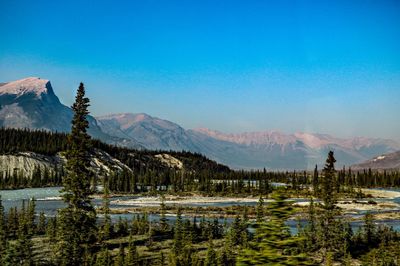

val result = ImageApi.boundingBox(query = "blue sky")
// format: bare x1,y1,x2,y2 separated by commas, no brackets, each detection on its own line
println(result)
1,0,400,141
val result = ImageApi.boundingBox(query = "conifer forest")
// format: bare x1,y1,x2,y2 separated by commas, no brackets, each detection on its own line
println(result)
1,83,400,266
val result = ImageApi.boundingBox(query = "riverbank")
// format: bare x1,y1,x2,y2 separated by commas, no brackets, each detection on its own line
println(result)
361,188,400,199
110,195,261,207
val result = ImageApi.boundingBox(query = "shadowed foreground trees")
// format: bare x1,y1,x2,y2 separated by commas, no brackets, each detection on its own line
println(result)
237,191,314,265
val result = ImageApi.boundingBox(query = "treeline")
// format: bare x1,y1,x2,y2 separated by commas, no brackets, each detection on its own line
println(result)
1,127,400,194
2,186,399,265
0,127,230,173
294,152,400,265
108,168,272,195
0,165,63,189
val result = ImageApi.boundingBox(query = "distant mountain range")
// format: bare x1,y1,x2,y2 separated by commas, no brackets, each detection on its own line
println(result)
1,77,399,170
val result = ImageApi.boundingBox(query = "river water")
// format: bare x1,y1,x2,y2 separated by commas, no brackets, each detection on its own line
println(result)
1,186,400,232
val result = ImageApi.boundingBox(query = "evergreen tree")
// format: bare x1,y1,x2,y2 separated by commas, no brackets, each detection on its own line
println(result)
0,196,6,263
56,82,97,265
363,212,376,246
312,165,319,196
14,214,34,265
46,217,57,243
205,234,218,266
321,151,337,210
2,242,19,266
256,196,264,223
114,243,125,266
237,191,314,265
302,198,317,251
159,194,168,232
172,208,183,255
319,151,339,256
125,234,139,266
159,252,165,266
95,248,112,266
37,212,46,235
100,176,112,241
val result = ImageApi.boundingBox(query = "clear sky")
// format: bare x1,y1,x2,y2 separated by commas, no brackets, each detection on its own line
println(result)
1,0,399,141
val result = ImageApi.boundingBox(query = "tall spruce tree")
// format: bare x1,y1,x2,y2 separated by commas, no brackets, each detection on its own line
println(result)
0,196,6,263
322,151,336,210
56,82,97,265
205,234,218,266
319,151,339,258
126,233,139,266
159,194,168,232
100,176,112,241
312,165,319,196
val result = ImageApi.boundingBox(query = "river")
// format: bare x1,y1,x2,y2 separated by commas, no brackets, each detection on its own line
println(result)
1,186,400,232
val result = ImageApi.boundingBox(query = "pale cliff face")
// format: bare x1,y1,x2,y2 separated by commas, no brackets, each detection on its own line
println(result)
0,149,133,179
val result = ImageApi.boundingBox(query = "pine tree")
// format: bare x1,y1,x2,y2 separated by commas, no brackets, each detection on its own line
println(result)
363,212,376,245
95,248,112,266
3,242,19,266
160,252,165,266
256,196,264,224
312,165,319,196
205,234,218,266
37,212,46,235
114,243,125,266
218,248,230,266
303,197,317,251
26,198,36,235
159,194,168,232
14,214,34,265
172,208,183,255
237,191,314,265
0,196,6,263
46,217,57,243
100,175,112,241
319,151,339,256
56,82,97,265
125,233,139,266
321,151,336,210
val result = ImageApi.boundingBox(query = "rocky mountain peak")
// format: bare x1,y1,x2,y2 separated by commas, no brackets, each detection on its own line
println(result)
0,77,54,98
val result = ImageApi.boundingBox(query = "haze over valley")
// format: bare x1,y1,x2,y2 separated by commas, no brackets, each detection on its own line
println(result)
1,77,399,170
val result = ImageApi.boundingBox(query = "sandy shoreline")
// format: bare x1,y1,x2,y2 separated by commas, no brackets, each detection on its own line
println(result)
111,195,261,207
361,188,400,199
336,201,400,212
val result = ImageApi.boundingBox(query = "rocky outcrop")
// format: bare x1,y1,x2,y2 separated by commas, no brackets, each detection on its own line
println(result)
0,152,60,177
0,149,132,179
155,154,183,169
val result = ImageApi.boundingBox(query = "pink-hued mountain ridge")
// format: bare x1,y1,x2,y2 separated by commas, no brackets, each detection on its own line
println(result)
1,77,399,170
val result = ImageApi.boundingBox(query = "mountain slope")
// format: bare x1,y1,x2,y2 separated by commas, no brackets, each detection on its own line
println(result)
191,128,400,169
97,113,400,170
97,113,201,151
0,77,142,148
0,127,230,179
0,77,73,132
351,151,400,170
2,77,399,170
